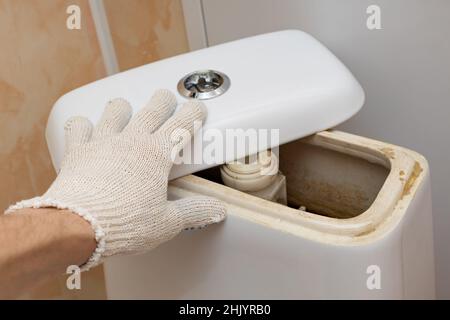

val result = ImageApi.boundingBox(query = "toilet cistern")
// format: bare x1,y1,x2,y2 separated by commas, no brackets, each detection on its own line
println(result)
43,29,435,299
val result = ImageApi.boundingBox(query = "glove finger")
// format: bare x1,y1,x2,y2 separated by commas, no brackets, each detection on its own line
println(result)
92,98,132,139
64,116,93,155
167,196,227,231
125,89,177,134
156,100,206,152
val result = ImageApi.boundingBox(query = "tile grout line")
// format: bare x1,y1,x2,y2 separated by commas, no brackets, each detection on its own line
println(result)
88,0,120,75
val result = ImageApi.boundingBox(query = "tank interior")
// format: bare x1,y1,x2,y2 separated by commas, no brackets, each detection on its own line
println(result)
194,137,390,219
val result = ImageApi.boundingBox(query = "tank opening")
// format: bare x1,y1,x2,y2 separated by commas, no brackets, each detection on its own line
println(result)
194,137,390,219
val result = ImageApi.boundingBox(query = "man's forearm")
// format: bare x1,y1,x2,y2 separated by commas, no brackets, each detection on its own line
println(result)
0,208,96,299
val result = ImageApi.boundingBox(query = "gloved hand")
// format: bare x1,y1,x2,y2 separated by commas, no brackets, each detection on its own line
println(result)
6,89,226,271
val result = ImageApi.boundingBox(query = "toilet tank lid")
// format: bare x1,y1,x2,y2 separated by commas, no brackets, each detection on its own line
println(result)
46,30,365,179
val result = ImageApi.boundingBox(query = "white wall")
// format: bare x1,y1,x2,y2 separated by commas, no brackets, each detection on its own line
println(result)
199,0,450,298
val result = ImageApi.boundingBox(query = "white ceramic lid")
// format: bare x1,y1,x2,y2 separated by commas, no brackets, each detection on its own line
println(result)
46,30,365,179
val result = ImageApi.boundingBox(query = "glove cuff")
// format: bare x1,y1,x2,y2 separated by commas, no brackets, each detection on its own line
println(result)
5,197,106,272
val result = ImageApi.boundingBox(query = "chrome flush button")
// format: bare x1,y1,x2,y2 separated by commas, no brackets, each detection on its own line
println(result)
177,70,230,100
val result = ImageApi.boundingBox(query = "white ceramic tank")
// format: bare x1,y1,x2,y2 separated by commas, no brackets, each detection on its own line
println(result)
45,31,435,299
103,130,435,299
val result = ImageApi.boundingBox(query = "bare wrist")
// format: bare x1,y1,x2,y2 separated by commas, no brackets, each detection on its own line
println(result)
7,208,97,269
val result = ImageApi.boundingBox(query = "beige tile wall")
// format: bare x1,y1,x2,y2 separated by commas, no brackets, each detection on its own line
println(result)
104,0,189,70
0,0,105,212
0,0,189,299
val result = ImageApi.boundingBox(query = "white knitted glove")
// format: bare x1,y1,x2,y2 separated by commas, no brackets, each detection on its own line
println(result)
6,89,226,271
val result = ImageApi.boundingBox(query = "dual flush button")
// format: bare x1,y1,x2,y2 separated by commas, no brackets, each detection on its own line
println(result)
177,70,230,100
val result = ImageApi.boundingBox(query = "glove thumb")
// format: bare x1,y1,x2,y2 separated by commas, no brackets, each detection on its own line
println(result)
168,196,227,230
